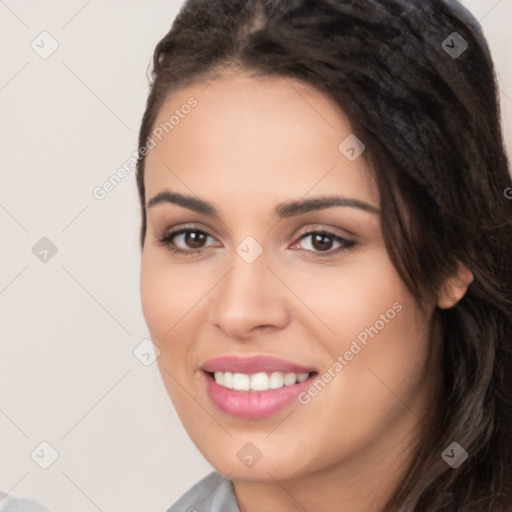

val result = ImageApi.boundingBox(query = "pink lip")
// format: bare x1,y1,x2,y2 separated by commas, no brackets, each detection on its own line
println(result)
200,355,317,419
201,371,316,419
200,355,316,374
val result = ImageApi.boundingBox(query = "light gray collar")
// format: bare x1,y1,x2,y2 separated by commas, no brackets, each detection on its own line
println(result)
167,472,240,512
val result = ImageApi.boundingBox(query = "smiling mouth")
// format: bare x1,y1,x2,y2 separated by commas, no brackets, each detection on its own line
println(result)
204,370,318,392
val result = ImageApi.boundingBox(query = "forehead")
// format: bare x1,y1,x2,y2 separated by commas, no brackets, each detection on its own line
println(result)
144,72,379,210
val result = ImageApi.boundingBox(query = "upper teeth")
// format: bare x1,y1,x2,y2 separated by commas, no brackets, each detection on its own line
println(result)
213,371,310,391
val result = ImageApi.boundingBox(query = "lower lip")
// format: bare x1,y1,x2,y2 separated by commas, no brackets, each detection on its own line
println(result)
202,371,316,419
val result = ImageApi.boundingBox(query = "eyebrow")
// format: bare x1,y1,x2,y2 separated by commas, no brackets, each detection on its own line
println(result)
146,190,380,217
147,191,217,215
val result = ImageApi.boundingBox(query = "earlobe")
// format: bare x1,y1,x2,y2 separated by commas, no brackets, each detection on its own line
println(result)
437,262,474,309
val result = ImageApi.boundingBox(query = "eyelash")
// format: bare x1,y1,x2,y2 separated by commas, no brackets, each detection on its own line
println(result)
155,225,357,258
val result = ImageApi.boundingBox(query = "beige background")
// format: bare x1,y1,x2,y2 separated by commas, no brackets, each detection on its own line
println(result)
0,1,510,511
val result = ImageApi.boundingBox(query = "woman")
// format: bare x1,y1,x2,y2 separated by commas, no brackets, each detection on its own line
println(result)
137,0,512,510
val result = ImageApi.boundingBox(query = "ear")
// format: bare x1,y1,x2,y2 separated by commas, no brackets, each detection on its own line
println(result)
437,262,474,309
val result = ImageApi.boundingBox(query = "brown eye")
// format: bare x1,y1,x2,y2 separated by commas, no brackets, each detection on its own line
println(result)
157,228,216,254
293,230,356,256
182,230,208,249
310,233,335,251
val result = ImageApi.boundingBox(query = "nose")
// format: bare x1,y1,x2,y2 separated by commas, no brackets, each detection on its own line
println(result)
209,250,290,341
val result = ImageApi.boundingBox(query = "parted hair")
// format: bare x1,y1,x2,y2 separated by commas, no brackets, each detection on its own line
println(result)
135,1,512,510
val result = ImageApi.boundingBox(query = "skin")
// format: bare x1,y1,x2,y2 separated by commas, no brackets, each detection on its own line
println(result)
140,72,471,512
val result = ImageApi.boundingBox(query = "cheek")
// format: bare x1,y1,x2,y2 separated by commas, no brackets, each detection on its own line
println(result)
289,249,432,426
140,255,171,338
140,251,205,340
140,253,197,406
287,247,408,343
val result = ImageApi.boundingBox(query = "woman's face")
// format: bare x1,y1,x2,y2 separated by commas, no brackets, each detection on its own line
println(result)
140,72,437,483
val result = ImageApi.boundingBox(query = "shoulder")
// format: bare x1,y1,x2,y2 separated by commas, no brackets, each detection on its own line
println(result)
166,471,239,512
0,491,52,512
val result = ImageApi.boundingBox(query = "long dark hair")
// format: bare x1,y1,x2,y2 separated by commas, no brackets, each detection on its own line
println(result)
135,1,512,509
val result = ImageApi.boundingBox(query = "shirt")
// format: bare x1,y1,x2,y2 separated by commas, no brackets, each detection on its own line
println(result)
0,491,52,512
166,471,240,512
